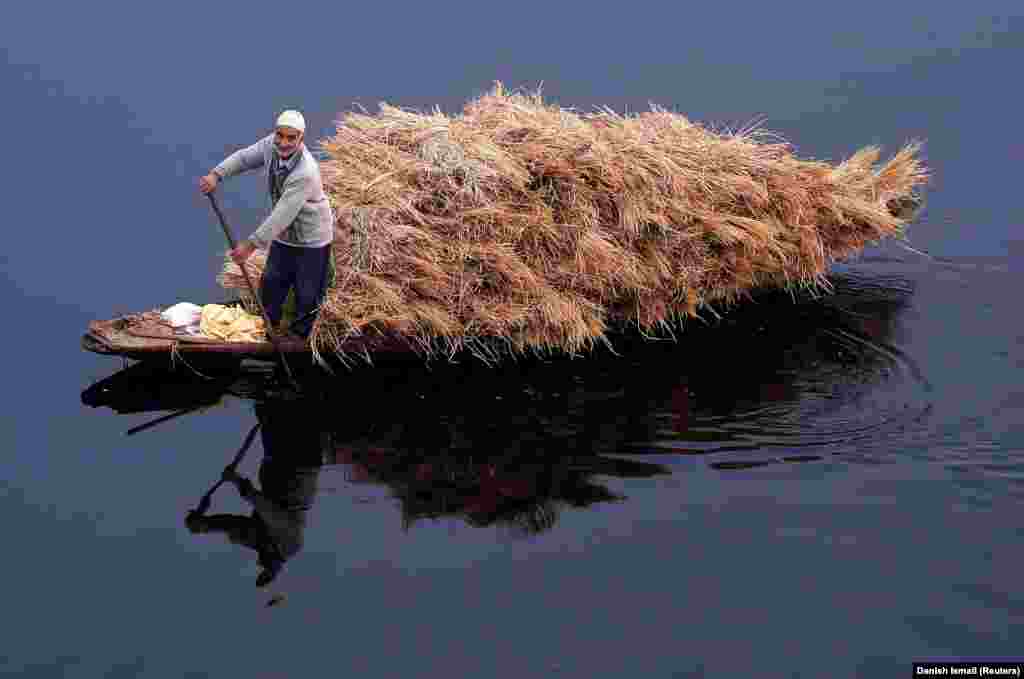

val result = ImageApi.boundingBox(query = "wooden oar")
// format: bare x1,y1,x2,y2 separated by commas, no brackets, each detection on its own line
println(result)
207,192,299,391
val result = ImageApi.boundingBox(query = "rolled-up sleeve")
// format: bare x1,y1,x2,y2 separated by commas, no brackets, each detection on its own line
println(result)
213,137,268,179
249,175,312,246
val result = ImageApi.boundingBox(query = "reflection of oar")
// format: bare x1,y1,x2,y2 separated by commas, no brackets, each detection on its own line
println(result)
207,192,299,391
125,404,206,437
193,422,261,515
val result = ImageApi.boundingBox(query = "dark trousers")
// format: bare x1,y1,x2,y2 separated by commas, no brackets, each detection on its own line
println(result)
259,241,331,338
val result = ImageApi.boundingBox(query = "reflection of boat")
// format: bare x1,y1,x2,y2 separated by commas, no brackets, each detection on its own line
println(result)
81,359,238,414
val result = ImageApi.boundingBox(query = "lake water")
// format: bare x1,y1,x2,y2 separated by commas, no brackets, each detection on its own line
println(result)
3,3,1022,677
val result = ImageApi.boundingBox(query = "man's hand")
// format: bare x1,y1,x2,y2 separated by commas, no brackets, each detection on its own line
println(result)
199,173,220,194
229,240,257,265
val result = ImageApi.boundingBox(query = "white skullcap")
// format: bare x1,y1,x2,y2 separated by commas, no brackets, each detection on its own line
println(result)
275,110,306,132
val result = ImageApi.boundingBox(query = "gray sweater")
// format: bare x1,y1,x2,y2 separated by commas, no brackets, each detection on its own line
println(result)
213,134,334,248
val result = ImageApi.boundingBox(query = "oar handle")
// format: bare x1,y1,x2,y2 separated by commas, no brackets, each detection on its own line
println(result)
207,191,238,250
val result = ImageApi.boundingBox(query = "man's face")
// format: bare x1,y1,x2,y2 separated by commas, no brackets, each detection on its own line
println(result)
274,126,303,158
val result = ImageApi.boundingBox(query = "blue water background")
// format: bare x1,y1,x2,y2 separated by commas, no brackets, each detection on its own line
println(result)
1,2,1022,677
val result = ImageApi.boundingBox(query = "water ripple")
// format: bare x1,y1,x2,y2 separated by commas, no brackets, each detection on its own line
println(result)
626,268,935,464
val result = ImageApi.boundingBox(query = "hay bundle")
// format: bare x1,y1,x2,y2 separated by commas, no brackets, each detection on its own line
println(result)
220,83,927,362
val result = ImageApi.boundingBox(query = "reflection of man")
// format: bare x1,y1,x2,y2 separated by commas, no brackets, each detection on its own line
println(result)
186,401,324,586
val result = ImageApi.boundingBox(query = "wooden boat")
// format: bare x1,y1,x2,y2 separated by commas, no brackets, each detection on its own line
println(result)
82,306,413,364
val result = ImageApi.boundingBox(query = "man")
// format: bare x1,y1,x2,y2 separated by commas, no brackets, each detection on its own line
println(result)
198,110,334,339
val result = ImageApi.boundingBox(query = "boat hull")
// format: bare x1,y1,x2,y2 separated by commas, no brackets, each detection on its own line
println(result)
82,310,413,364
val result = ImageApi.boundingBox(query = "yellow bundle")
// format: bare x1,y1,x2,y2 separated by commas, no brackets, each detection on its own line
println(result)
199,304,266,342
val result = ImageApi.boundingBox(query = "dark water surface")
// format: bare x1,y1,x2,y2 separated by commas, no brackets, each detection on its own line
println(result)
3,2,1023,677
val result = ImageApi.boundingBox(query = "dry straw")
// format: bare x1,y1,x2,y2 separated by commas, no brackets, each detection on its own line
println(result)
220,83,928,364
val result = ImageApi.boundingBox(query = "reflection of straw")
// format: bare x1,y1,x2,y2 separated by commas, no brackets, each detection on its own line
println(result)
220,84,927,364
340,450,665,536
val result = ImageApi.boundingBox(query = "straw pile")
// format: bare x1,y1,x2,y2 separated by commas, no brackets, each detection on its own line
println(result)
220,83,927,363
